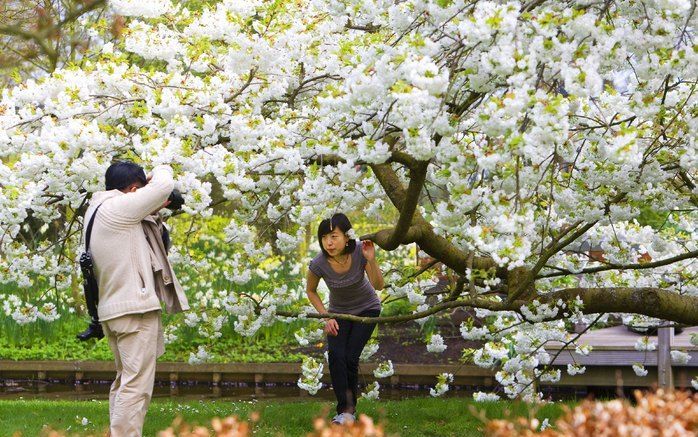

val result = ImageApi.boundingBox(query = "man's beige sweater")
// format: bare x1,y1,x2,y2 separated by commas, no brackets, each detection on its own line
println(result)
83,165,176,321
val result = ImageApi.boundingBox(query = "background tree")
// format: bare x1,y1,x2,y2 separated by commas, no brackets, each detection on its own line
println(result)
0,0,110,86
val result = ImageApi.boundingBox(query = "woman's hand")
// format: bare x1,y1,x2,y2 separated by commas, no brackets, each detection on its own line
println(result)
324,318,339,336
362,240,385,290
362,239,376,262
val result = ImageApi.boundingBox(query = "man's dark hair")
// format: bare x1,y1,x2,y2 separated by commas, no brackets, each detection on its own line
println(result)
317,213,356,257
105,161,147,191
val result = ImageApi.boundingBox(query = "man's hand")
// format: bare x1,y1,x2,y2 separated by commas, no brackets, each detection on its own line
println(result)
324,318,339,336
149,199,171,216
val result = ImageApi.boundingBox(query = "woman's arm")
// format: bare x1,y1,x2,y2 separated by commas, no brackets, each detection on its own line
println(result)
305,270,327,314
362,240,385,290
305,270,339,336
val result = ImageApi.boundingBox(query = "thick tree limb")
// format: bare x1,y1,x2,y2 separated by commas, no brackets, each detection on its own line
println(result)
390,151,419,168
369,161,500,275
382,160,429,250
363,225,424,247
417,228,500,273
278,286,698,325
370,162,410,210
527,287,698,326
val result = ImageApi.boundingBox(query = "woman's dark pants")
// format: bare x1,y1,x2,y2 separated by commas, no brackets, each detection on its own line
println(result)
327,309,380,415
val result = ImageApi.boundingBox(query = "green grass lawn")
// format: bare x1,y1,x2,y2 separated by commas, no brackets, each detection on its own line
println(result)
0,397,569,436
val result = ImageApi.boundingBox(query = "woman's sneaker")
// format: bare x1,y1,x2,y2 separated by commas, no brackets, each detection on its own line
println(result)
331,412,356,425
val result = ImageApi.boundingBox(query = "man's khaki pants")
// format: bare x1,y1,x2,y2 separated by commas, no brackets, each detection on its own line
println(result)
103,310,164,437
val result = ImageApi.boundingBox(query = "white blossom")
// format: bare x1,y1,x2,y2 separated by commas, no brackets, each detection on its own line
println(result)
361,382,380,400
373,360,394,378
634,337,657,352
360,341,379,362
574,344,592,356
429,373,453,397
298,357,324,395
566,364,586,376
110,0,174,17
690,334,698,347
537,369,561,383
670,350,692,365
473,391,501,402
426,334,447,353
632,363,648,377
294,327,324,347
188,346,212,365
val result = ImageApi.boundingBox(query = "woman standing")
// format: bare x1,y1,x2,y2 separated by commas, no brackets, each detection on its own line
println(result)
306,213,384,425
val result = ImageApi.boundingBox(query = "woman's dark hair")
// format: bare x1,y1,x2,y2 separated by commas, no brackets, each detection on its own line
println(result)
105,161,147,191
317,213,356,257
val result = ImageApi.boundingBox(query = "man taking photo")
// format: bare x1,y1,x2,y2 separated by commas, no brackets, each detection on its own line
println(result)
82,161,188,437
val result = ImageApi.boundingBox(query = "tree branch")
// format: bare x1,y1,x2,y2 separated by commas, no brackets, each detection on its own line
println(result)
362,225,423,248
538,249,698,279
225,67,257,103
345,20,381,33
0,0,107,72
527,287,698,326
305,154,350,167
521,0,547,12
276,296,507,324
383,160,429,250
278,286,698,326
513,192,627,299
369,161,499,275
370,161,410,210
56,0,106,30
389,151,419,168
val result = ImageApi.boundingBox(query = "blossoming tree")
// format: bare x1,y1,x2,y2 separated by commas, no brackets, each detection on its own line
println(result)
0,0,110,84
1,0,696,399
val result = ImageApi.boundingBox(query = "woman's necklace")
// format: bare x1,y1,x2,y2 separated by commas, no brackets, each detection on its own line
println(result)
331,254,350,266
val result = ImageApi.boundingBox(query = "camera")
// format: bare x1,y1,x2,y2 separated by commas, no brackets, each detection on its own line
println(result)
77,248,103,341
167,189,185,210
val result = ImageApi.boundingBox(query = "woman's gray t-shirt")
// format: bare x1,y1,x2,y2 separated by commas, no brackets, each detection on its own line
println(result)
308,241,382,315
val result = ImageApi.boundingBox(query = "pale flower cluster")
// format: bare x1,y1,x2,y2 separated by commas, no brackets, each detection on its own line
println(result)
188,346,213,365
634,337,657,352
360,341,379,362
298,357,324,395
473,391,501,402
361,382,380,400
426,334,447,353
373,360,394,379
294,327,324,347
429,373,453,397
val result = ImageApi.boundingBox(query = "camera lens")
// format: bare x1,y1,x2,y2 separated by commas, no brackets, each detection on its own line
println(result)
167,189,185,211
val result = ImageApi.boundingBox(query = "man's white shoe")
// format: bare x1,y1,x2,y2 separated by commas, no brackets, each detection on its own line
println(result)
331,412,356,425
